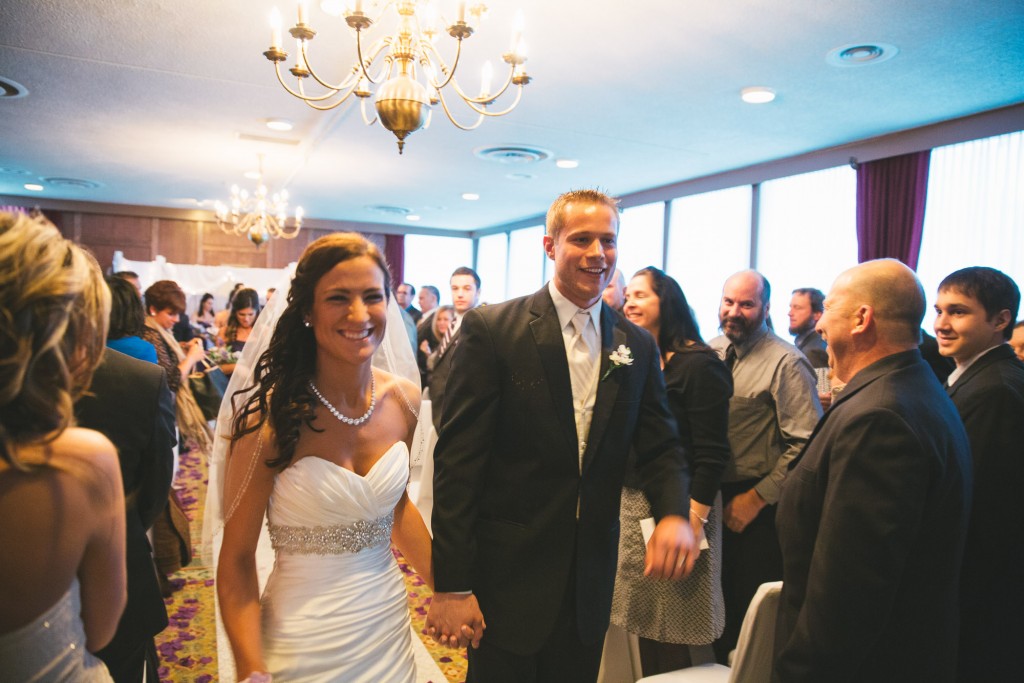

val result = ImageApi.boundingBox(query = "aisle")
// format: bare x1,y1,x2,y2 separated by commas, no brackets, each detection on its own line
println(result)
153,444,468,682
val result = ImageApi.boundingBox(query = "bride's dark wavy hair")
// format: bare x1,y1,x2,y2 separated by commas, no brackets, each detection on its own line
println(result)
229,232,392,469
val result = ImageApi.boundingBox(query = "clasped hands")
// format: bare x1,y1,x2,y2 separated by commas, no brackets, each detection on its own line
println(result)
644,514,700,580
425,592,486,649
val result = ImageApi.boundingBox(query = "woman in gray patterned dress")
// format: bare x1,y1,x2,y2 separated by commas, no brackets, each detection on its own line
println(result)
611,267,733,675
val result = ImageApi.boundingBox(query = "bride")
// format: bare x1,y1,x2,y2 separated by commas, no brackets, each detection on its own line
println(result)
214,233,433,682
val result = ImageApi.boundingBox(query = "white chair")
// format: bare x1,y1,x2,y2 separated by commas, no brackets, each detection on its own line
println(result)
636,581,783,683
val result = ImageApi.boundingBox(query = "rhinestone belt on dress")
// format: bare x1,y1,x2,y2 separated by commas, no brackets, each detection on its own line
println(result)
269,510,394,555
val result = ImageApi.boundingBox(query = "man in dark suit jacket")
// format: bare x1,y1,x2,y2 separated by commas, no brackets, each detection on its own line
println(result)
426,190,698,683
934,266,1024,681
773,259,971,683
76,348,176,682
427,266,481,432
788,287,828,368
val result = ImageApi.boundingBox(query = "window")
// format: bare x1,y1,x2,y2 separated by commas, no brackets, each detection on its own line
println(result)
507,225,546,299
666,186,752,341
758,166,857,338
616,202,665,283
403,234,473,307
917,131,1024,314
476,232,509,304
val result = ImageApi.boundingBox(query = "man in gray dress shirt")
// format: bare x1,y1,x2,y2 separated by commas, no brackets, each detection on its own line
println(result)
709,270,822,663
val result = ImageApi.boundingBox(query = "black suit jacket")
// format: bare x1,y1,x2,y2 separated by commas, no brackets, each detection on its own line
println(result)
75,349,176,658
946,344,1024,680
431,286,690,655
773,350,971,682
795,330,828,369
427,323,461,432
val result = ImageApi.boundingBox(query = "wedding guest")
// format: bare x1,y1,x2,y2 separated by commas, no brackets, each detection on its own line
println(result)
423,305,455,375
114,270,143,298
0,211,126,681
418,284,440,317
214,283,245,331
397,282,422,323
1010,320,1024,361
195,292,217,333
602,268,626,312
416,285,442,385
427,189,697,683
428,266,482,432
933,267,1024,681
612,267,732,674
708,270,821,663
106,275,158,364
217,287,260,353
77,346,175,683
788,288,828,369
774,259,971,682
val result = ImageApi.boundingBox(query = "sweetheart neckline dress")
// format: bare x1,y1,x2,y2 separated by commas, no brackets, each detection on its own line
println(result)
260,441,416,682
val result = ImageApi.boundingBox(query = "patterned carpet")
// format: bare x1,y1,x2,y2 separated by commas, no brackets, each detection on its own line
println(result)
155,445,468,682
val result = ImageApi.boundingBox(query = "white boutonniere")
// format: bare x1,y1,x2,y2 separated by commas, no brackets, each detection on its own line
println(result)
601,344,634,381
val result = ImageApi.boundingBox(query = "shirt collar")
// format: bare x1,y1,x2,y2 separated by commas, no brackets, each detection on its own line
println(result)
548,280,602,335
731,325,769,357
947,343,1004,386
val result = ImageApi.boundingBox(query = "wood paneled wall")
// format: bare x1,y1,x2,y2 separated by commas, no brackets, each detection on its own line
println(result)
31,208,385,273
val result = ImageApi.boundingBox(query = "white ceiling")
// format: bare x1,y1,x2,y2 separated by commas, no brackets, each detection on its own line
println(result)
1,0,1022,233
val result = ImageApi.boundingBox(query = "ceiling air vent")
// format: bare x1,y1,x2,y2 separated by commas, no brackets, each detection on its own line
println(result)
474,146,551,165
826,43,898,67
365,205,412,215
42,177,102,189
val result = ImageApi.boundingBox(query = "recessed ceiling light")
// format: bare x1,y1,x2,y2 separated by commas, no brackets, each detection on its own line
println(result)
24,183,43,191
462,193,480,201
265,118,294,132
555,159,579,169
826,43,899,67
0,77,28,99
406,214,421,221
741,87,776,104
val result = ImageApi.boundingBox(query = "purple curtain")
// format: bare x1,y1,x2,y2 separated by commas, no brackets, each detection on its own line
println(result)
384,233,405,286
856,150,931,269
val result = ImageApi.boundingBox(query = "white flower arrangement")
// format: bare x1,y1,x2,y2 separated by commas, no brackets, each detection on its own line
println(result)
602,344,634,381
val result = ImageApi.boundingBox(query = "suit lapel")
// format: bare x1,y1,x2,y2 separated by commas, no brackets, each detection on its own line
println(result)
581,304,624,474
946,345,1010,397
529,290,580,455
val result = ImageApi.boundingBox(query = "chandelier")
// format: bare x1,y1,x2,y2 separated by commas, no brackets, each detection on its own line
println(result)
214,155,304,247
263,1,531,153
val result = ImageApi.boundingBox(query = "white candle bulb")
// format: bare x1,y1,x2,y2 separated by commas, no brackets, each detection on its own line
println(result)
270,7,282,49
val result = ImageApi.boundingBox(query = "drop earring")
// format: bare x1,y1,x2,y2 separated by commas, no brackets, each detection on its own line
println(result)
303,319,312,328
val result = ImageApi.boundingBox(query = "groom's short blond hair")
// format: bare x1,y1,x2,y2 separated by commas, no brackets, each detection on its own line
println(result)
546,189,620,241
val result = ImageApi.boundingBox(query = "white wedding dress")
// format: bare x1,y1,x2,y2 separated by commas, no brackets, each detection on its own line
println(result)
260,441,416,683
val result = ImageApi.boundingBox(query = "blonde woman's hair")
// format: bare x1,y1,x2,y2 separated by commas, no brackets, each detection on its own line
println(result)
0,211,110,468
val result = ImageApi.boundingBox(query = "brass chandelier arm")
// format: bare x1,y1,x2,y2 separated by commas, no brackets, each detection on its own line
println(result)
273,62,346,103
450,82,526,119
433,88,486,131
448,61,518,106
301,42,364,93
354,32,395,85
419,38,464,91
359,96,379,126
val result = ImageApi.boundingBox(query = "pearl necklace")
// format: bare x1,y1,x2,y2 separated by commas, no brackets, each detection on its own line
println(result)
308,374,376,426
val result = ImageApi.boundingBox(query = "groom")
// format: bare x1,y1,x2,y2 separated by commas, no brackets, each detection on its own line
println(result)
427,189,698,682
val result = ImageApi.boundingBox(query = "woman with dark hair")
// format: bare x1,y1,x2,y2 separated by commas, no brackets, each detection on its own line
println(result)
215,233,431,682
0,211,126,681
106,275,158,364
195,293,216,329
216,287,260,353
610,266,733,674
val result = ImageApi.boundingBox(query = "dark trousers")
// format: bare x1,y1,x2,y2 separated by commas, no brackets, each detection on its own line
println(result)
96,637,160,683
466,564,603,683
713,480,783,664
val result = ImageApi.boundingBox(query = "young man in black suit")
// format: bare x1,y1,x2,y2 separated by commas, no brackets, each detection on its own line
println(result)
773,259,971,682
426,189,698,683
75,348,176,682
934,266,1024,681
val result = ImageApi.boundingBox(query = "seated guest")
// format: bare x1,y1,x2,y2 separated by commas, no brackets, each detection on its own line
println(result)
612,267,732,674
933,266,1024,682
106,276,158,364
0,211,126,681
213,283,245,331
774,259,971,682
